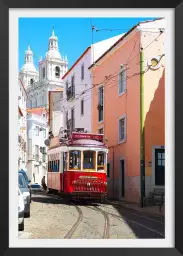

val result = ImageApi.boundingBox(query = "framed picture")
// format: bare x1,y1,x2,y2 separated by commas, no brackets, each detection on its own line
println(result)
0,0,182,255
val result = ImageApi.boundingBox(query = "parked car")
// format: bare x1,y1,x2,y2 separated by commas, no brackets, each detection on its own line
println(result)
18,169,32,202
18,187,24,231
30,183,43,193
18,173,31,218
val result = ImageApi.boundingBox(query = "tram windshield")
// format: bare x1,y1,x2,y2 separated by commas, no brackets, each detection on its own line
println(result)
83,151,95,169
68,150,107,171
69,150,81,170
97,151,106,171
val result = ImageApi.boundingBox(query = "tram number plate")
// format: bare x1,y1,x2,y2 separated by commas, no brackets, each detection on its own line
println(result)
79,176,98,179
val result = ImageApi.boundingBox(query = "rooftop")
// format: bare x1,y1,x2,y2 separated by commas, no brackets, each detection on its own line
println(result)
27,107,48,116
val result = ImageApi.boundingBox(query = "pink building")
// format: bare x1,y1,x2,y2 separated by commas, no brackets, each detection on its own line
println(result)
89,18,165,203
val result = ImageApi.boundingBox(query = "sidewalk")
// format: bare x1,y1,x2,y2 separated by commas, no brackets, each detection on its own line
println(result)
107,200,165,217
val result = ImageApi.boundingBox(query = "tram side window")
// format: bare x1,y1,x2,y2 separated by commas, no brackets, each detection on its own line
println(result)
69,151,81,170
48,161,52,172
48,160,60,172
57,160,60,172
53,160,60,172
83,151,95,169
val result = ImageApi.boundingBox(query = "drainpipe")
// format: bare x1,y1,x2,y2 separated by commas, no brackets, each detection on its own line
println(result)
112,146,115,200
140,47,145,208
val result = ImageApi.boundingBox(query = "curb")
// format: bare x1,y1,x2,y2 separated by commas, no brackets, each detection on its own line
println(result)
107,200,164,217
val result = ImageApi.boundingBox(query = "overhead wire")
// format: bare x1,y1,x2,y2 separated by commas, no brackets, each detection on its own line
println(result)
51,30,164,108
21,28,164,118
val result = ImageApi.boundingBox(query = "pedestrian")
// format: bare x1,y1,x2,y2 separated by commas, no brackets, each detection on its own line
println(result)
41,176,47,190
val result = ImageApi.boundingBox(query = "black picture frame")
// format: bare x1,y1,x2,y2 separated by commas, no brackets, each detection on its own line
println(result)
0,0,182,255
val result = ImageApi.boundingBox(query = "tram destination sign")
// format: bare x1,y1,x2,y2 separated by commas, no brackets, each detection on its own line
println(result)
71,132,103,142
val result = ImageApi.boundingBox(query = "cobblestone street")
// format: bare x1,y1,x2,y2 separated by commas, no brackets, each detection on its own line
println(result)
19,193,165,239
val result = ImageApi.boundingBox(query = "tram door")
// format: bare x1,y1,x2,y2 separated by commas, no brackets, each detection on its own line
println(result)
62,152,67,191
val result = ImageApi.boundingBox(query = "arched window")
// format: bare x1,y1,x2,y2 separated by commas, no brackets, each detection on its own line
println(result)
42,67,45,78
55,66,60,78
30,78,34,85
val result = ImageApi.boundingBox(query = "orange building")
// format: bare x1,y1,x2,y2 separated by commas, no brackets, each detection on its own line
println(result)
89,18,165,203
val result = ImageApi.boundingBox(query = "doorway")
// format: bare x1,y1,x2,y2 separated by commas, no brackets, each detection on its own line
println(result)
154,148,165,186
120,159,125,198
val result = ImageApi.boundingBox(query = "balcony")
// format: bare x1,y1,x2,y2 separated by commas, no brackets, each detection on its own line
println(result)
67,86,75,101
42,154,46,162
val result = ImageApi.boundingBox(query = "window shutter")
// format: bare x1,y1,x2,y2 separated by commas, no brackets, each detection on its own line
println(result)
118,72,121,94
122,69,127,92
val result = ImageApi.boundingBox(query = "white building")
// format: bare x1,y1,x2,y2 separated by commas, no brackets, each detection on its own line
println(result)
62,34,123,133
18,79,28,170
19,29,68,110
26,108,49,185
48,89,64,137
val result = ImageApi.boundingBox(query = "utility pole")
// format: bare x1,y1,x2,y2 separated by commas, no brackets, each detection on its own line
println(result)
140,47,145,208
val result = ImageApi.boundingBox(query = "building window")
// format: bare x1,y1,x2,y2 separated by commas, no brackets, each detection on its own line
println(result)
30,78,34,85
98,86,104,122
35,126,39,136
66,111,68,128
118,67,127,95
81,63,84,80
98,128,103,134
118,115,126,143
81,99,84,115
42,67,45,78
55,66,60,78
42,129,46,138
67,76,75,101
71,75,75,97
107,163,110,178
35,145,39,161
42,95,44,106
66,81,68,92
71,108,75,131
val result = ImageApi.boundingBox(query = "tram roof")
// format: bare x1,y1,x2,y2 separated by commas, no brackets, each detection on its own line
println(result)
68,139,106,148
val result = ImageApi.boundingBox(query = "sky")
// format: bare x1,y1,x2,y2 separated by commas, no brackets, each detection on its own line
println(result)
19,17,157,71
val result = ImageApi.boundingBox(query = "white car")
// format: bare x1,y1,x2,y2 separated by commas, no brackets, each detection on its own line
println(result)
30,183,43,193
19,173,31,217
18,187,24,231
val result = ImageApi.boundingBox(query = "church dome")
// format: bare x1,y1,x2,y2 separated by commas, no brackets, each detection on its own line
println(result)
20,45,38,74
20,63,38,73
46,50,61,60
46,29,62,60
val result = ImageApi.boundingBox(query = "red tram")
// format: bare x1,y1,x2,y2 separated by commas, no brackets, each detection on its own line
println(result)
47,129,108,200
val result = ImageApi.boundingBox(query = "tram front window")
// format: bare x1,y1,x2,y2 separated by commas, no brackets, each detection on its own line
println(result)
69,150,81,170
97,151,106,171
83,151,95,169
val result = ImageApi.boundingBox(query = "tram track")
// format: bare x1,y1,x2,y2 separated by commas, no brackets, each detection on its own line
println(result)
32,191,84,239
93,206,110,238
86,206,110,239
39,192,110,239
97,204,165,238
31,191,164,238
64,203,83,239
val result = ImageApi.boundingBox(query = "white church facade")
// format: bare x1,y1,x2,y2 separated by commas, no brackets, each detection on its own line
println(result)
19,29,68,109
19,29,68,185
